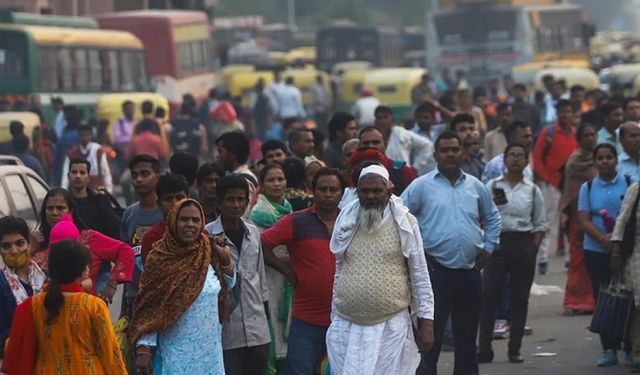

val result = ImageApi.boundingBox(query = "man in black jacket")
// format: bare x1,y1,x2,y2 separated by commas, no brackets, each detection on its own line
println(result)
66,158,121,239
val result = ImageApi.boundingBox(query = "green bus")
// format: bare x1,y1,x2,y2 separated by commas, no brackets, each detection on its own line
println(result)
0,23,149,124
0,10,98,29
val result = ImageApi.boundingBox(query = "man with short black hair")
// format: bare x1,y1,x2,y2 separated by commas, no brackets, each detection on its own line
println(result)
324,112,357,169
374,105,434,175
61,124,113,192
262,168,345,375
289,128,317,163
67,158,120,239
617,121,640,183
196,162,225,222
216,131,258,187
450,113,485,179
411,102,446,142
484,103,515,160
113,100,137,158
11,134,45,180
403,131,501,375
261,140,289,165
624,97,640,122
511,83,540,136
205,175,271,375
598,101,624,153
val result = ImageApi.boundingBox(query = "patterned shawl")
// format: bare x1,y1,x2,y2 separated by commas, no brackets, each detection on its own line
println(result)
129,199,229,343
250,193,292,229
0,255,46,305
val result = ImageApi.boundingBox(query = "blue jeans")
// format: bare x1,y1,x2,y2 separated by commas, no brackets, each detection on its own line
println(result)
285,317,328,375
417,265,482,375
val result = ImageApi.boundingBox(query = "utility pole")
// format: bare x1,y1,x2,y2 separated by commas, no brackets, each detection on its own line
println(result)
424,0,438,68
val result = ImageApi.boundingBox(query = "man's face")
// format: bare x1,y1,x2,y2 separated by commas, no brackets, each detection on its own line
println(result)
131,162,159,196
357,176,389,210
434,138,463,171
52,101,63,112
216,142,232,170
78,129,92,146
338,121,358,142
123,103,135,118
626,100,640,121
580,125,598,151
314,175,343,212
158,191,188,217
68,163,89,191
498,107,514,128
374,112,393,131
292,131,315,157
458,92,473,108
265,148,287,165
198,172,221,200
359,129,385,153
557,105,575,126
219,188,248,221
415,111,434,131
550,83,564,99
454,121,475,145
605,108,624,129
514,87,526,100
622,123,640,155
570,89,585,105
513,126,533,149
504,146,528,175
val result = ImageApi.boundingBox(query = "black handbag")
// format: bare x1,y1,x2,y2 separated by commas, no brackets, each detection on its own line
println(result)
621,185,640,261
589,275,634,341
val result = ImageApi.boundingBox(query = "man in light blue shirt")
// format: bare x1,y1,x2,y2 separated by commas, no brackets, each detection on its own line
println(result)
597,101,624,155
403,131,501,375
411,102,446,143
617,121,640,183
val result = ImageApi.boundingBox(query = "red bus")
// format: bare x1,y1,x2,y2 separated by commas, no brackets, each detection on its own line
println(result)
96,10,215,115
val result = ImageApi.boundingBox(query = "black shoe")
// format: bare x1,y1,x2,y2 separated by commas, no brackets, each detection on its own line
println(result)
477,350,494,364
508,352,524,363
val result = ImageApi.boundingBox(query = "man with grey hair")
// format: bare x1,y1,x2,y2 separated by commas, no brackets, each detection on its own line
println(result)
327,165,435,374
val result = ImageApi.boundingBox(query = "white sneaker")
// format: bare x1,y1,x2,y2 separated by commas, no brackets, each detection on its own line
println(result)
493,320,509,339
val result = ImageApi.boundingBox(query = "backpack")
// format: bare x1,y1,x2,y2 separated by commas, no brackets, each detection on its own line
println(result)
170,115,201,155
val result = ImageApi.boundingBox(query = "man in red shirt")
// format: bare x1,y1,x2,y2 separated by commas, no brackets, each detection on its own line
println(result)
533,99,579,273
261,168,345,375
140,173,189,264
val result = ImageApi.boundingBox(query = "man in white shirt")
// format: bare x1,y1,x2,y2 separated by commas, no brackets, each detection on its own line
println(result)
61,124,113,193
375,105,435,175
277,77,306,120
351,87,380,127
51,97,66,139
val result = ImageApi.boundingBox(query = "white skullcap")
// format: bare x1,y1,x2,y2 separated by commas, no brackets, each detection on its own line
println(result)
358,164,389,184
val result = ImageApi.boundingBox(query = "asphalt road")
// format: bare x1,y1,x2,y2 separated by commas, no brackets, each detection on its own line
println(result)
437,254,633,375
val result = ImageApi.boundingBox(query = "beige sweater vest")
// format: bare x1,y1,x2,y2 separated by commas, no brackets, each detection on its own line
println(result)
334,216,411,325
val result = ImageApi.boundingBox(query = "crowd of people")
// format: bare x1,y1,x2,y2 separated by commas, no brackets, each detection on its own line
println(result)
2,67,640,375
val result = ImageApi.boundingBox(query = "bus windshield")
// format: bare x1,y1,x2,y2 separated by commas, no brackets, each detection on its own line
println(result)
0,34,28,81
434,7,517,48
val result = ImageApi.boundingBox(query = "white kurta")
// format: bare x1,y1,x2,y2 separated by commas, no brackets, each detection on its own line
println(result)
327,199,434,375
385,126,435,176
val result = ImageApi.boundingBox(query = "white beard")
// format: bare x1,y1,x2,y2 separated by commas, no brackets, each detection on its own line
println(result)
357,206,384,233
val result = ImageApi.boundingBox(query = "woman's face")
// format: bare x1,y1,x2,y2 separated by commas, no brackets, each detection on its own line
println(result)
0,233,31,269
176,205,202,245
580,126,598,151
305,163,323,190
595,147,617,176
45,194,70,227
262,168,287,201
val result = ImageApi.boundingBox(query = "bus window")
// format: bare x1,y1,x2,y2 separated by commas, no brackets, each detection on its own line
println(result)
87,49,101,91
57,48,72,91
377,85,397,94
132,51,147,91
100,50,119,91
192,41,204,71
178,42,193,76
118,50,134,91
0,34,27,81
73,48,88,91
37,47,58,91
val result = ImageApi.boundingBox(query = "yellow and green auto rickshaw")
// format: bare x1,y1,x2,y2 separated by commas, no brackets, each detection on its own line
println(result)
363,67,427,120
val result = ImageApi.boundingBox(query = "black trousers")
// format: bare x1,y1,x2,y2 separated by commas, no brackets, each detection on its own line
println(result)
417,262,482,375
223,343,270,375
478,232,537,355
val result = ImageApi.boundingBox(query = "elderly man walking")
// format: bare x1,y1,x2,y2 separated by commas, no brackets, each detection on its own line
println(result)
326,165,435,375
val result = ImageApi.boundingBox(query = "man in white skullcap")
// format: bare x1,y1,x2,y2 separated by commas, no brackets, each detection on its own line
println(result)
326,165,435,375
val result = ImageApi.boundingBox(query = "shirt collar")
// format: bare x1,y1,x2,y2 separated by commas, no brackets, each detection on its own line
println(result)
596,174,620,186
434,167,466,184
208,216,248,237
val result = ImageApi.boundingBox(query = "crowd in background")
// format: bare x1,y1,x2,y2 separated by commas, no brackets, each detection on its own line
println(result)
2,66,640,374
